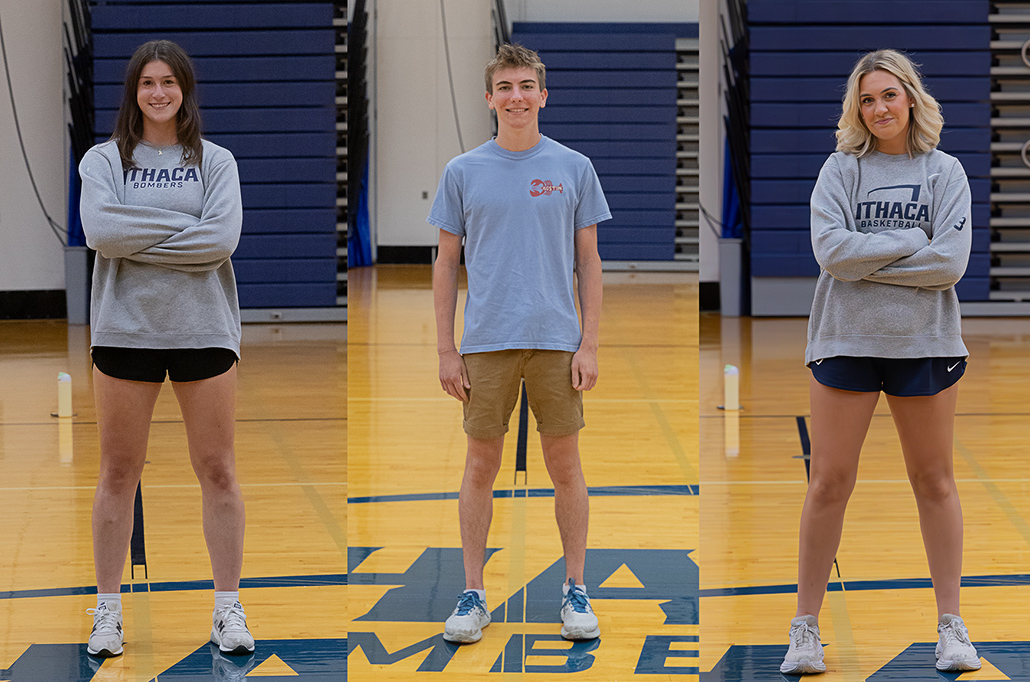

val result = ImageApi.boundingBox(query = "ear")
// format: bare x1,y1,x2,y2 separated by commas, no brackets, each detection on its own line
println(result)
485,90,495,110
539,87,548,108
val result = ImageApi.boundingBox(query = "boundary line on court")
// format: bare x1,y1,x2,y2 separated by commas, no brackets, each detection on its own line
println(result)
701,572,1030,598
348,484,699,504
0,573,348,602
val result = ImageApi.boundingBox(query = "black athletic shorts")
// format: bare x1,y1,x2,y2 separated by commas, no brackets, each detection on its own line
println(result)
809,356,966,397
91,347,238,383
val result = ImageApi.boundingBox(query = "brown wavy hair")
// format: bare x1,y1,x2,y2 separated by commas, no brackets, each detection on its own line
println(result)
836,49,943,158
111,40,203,168
485,43,546,93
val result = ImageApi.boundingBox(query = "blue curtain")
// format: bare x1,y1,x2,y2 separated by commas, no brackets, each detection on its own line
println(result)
348,157,373,266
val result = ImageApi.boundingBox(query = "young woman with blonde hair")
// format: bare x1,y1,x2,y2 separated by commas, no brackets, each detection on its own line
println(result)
781,49,979,675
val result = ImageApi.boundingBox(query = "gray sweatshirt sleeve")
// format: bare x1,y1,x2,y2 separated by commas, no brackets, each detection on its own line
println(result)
126,155,242,272
79,149,190,258
811,155,930,282
862,158,972,290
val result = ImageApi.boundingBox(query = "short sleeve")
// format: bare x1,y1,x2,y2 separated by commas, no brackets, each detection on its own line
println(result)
427,161,466,237
573,160,612,230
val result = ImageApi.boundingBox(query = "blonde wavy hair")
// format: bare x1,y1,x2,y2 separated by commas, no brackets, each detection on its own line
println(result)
836,49,943,157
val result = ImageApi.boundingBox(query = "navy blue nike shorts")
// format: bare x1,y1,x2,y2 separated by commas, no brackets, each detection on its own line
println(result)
808,356,966,397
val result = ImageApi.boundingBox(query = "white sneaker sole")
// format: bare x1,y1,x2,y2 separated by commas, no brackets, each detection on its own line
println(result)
780,659,826,674
560,624,600,640
87,643,123,657
442,624,486,643
210,629,255,655
936,657,981,672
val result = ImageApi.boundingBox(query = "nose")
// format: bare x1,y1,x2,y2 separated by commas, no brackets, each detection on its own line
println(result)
874,99,888,116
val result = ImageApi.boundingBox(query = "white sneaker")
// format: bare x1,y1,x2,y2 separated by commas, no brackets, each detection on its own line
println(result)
211,601,255,654
443,591,490,643
87,603,124,657
780,615,825,674
936,613,981,671
560,579,600,640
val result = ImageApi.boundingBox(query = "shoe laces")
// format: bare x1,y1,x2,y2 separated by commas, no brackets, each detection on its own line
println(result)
454,592,482,616
939,619,970,647
790,621,818,648
87,605,120,633
217,602,247,631
563,587,591,614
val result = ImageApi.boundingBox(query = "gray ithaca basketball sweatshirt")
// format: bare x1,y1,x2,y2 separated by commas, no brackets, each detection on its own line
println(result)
805,149,971,365
79,139,243,354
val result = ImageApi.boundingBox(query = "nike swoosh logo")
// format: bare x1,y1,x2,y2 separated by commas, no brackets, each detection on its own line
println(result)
815,359,823,365
947,361,961,372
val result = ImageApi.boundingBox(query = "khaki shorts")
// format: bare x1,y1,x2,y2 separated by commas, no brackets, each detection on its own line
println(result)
462,349,585,439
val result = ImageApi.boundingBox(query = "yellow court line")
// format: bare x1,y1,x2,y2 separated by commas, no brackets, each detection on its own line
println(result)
955,437,1030,548
0,483,344,492
826,588,863,682
349,396,694,404
623,349,697,482
706,477,1030,486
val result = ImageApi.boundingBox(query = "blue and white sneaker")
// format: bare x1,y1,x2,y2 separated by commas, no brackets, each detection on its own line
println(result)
560,579,600,640
211,601,255,655
443,591,490,643
86,602,123,657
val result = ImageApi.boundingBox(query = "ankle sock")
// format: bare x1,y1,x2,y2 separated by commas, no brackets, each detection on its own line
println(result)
214,591,240,610
464,589,486,601
97,593,121,611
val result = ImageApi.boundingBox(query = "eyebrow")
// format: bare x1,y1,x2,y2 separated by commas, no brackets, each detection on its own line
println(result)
140,74,176,80
495,79,537,87
860,87,898,97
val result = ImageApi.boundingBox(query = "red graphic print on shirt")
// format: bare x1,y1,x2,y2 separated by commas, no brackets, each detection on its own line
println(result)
530,179,564,197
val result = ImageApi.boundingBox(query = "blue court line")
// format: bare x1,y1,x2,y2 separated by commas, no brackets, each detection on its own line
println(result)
0,573,348,602
348,484,698,504
702,571,1030,598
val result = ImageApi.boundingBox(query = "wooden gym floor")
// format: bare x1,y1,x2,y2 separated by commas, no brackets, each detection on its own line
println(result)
701,314,1030,681
0,319,345,681
347,265,699,680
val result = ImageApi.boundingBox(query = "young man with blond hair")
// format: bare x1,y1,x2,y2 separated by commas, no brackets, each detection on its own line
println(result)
429,43,611,644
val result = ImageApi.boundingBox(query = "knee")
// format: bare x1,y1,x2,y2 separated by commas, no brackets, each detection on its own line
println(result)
97,464,143,497
806,469,856,508
194,456,239,494
908,470,956,504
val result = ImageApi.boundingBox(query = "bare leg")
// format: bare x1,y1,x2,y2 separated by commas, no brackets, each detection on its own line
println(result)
459,435,504,590
540,433,588,584
795,377,879,618
172,367,244,591
92,368,162,594
886,383,962,617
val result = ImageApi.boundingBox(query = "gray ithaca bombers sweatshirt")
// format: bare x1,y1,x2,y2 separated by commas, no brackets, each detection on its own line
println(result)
79,139,243,355
805,149,972,365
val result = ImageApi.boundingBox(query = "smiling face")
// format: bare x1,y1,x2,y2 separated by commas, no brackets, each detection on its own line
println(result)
136,60,182,139
859,70,913,155
486,66,547,135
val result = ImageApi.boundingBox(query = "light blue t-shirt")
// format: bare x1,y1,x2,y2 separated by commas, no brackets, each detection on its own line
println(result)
428,136,611,354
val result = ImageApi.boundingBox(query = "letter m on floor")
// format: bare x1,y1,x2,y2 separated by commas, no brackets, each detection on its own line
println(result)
348,632,459,672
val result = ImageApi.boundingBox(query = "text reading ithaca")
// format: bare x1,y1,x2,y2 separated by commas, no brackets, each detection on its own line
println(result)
124,167,200,189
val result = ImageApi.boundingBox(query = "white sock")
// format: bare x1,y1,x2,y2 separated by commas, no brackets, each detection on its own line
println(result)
562,582,586,596
97,593,122,611
464,589,486,601
214,591,240,610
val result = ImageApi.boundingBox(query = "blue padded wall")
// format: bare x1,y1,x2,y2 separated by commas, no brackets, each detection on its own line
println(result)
90,0,337,308
511,23,696,261
747,0,991,301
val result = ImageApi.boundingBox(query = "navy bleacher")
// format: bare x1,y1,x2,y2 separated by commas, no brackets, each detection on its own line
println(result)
746,0,991,302
512,23,696,261
90,0,337,308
